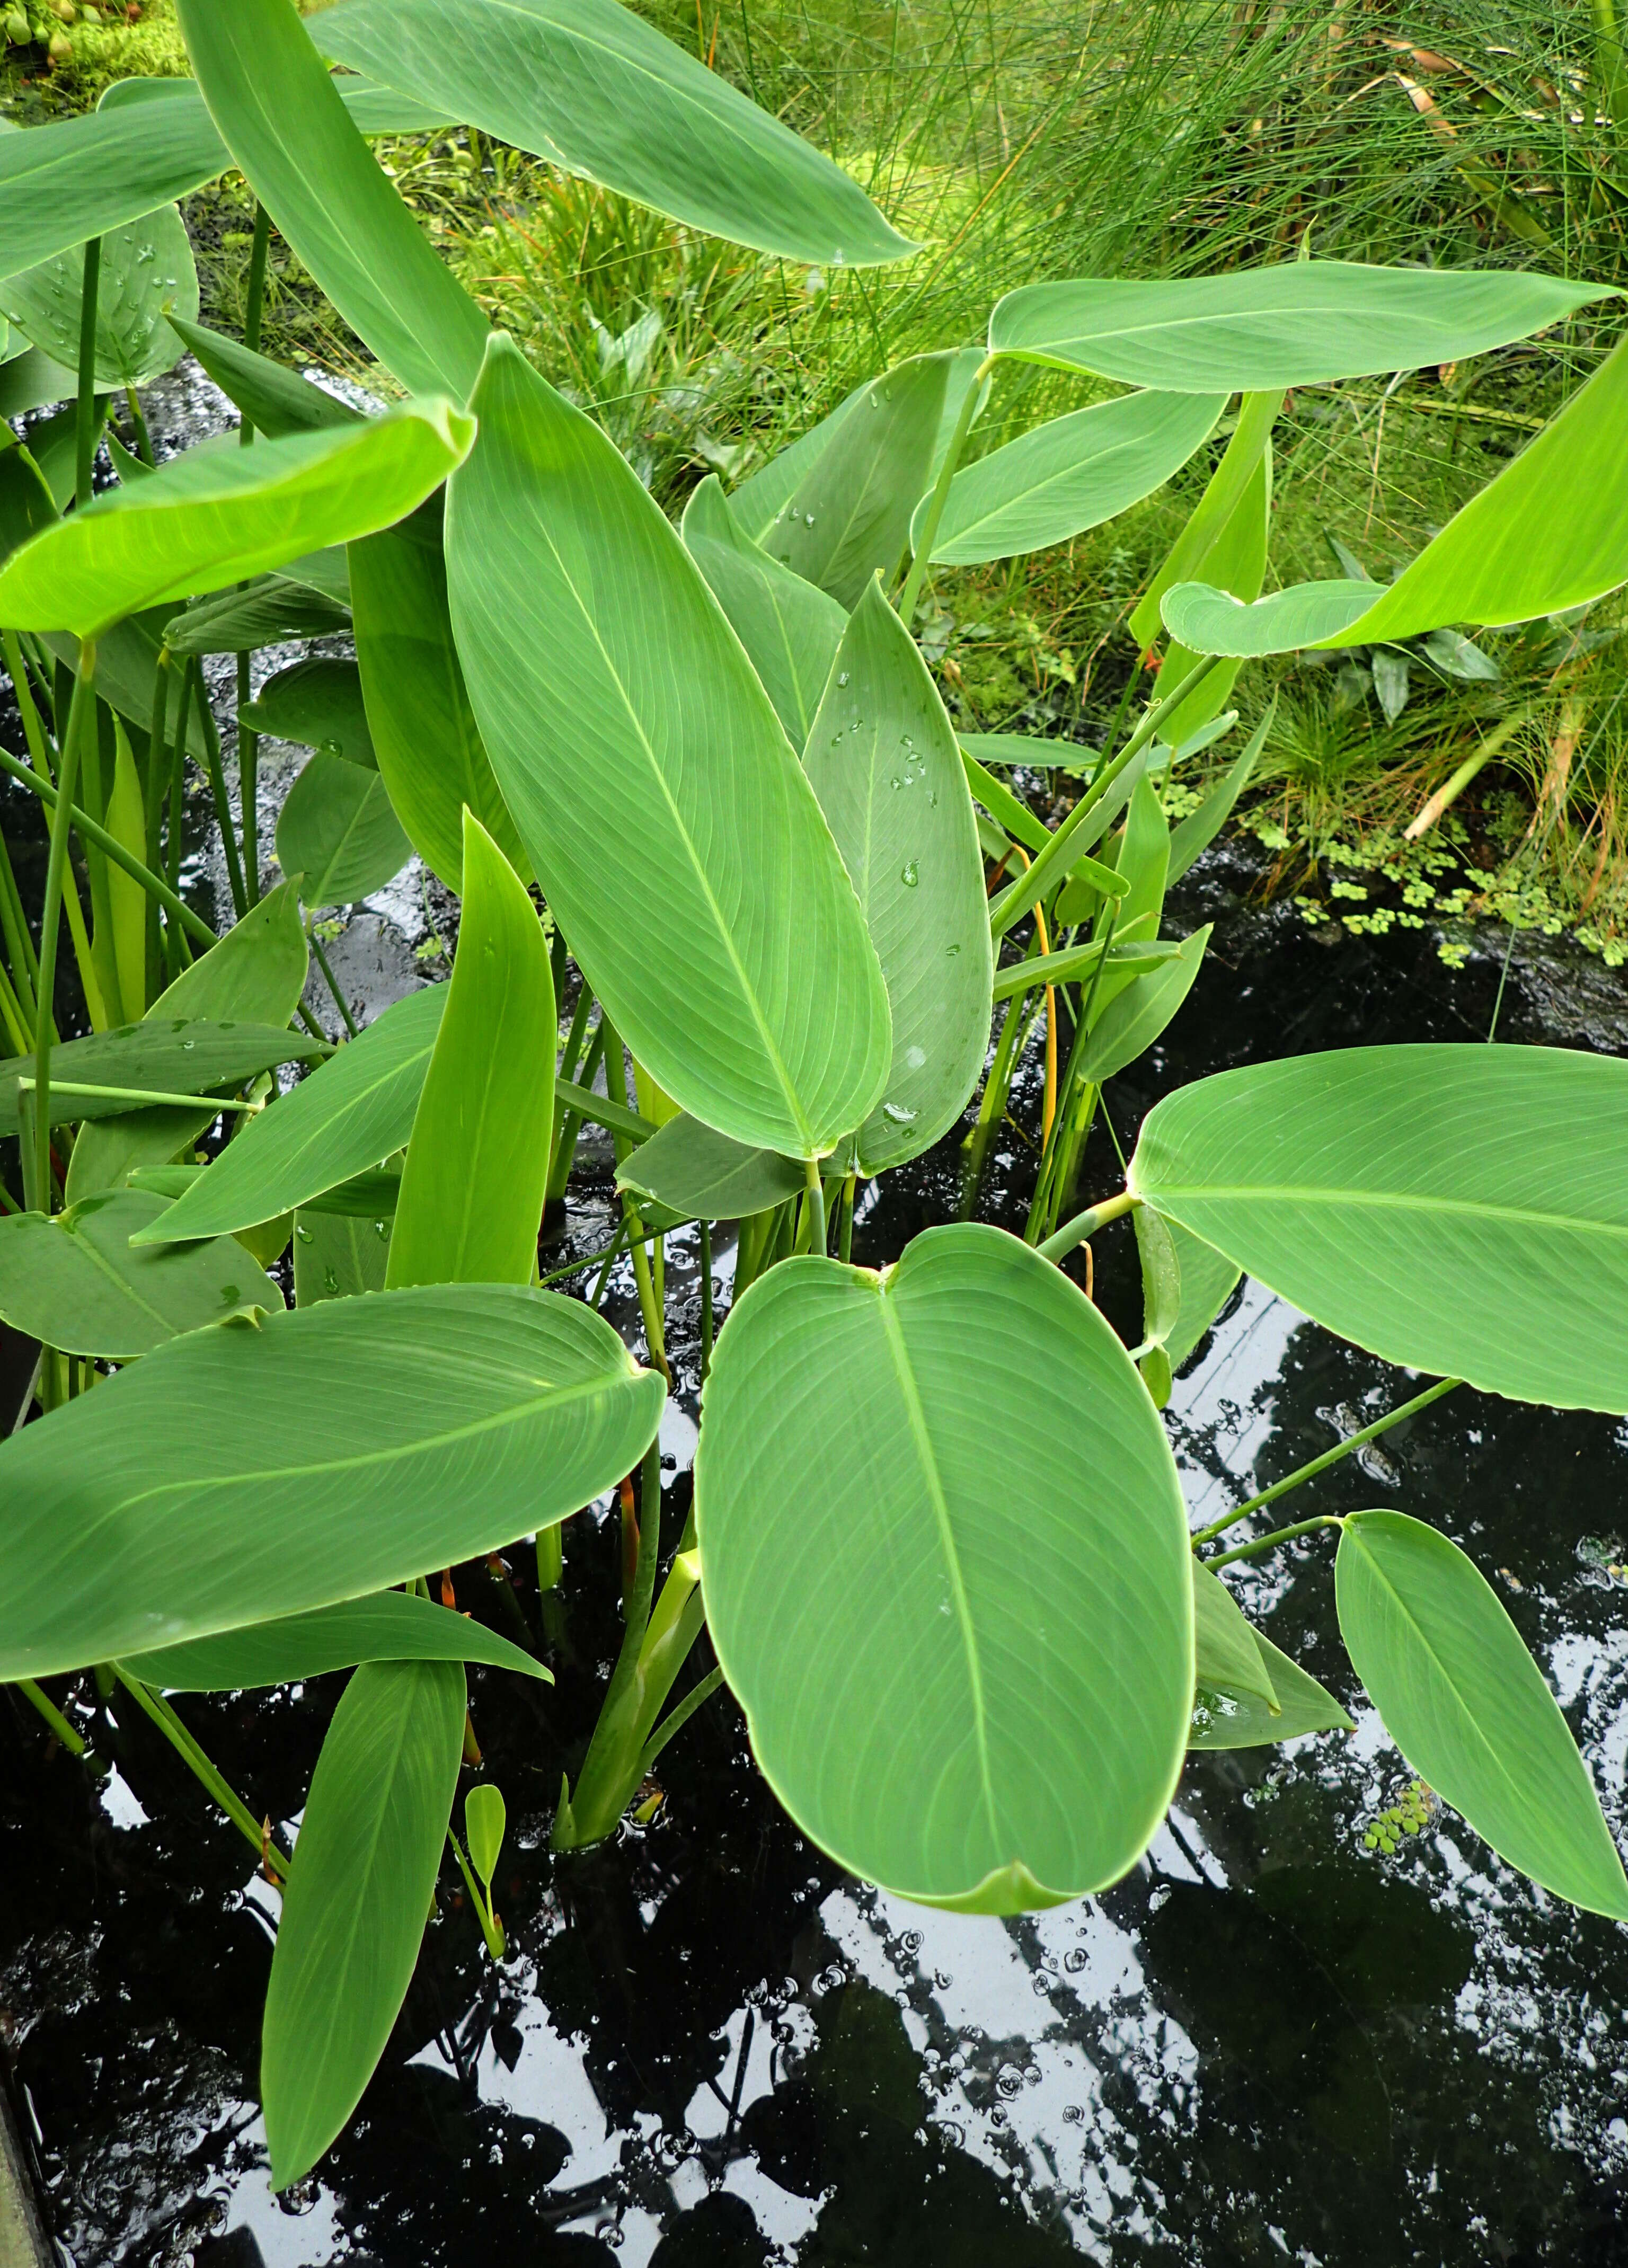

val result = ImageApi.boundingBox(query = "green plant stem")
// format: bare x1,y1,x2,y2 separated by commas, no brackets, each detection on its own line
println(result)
1036,1186,1136,1262
535,1520,564,1591
236,657,259,906
34,643,97,1208
552,1437,665,1850
192,663,247,920
1,628,100,1030
0,811,41,1025
306,918,358,1038
1188,1377,1462,1549
804,1153,827,1254
75,237,102,510
241,204,271,406
898,350,998,627
1403,713,1526,843
698,1217,714,1378
1201,1514,1346,1572
19,1677,90,1756
838,1173,856,1263
0,741,217,947
446,1824,505,1958
123,384,155,469
113,1667,290,1880
1129,388,1284,649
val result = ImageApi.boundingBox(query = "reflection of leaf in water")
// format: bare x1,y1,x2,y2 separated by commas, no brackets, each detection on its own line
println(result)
1140,1882,1393,2164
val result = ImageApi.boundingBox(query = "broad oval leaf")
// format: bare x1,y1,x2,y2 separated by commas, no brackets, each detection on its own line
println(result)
262,1658,464,2188
0,1281,663,1678
919,389,1225,565
1190,1629,1353,1750
615,1111,803,1224
989,261,1616,391
0,201,198,387
695,1224,1193,1911
243,658,376,766
0,1189,281,1358
680,474,846,749
387,813,554,1288
0,402,472,637
176,0,491,401
136,985,445,1245
121,1589,547,1690
1129,1043,1628,1411
349,513,529,890
1335,1510,1628,1918
0,1017,321,1138
314,0,913,269
803,578,991,1173
446,335,890,1157
276,752,413,908
1163,330,1628,655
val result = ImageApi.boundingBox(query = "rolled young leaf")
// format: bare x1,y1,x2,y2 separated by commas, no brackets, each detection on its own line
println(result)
1155,448,1271,747
387,812,554,1289
1139,1212,1239,1374
313,0,913,269
1192,1559,1278,1712
0,1281,663,1679
1335,1511,1628,1918
803,577,992,1173
261,1659,465,2187
276,754,413,908
989,261,1616,391
0,201,198,388
695,1224,1193,1911
1162,330,1628,657
680,475,846,750
121,1589,548,1690
176,0,491,401
916,389,1225,565
0,402,473,637
1129,1043,1628,1411
1190,1630,1353,1750
136,985,446,1245
446,334,890,1158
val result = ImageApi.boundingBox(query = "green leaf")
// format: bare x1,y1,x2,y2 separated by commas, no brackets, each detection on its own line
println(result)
0,202,197,389
1071,923,1210,1087
803,578,991,1173
0,402,471,639
262,1659,464,2187
103,716,147,1028
1335,1511,1628,1918
0,1280,663,1679
615,1111,803,1224
989,261,1616,390
0,445,55,572
1132,1202,1182,1355
164,572,352,657
1163,331,1628,655
135,986,445,1246
65,882,312,1203
166,314,363,440
314,0,912,269
680,474,846,749
1147,1214,1239,1374
0,1188,281,1358
918,389,1225,566
446,335,890,1158
1129,1042,1628,1411
958,731,1086,772
1190,1631,1353,1750
121,1590,547,1690
276,753,413,908
1167,705,1272,883
1154,445,1272,743
294,1207,394,1308
177,0,490,402
695,1223,1192,1911
0,1017,321,1138
349,513,529,891
464,1781,506,1892
243,658,375,766
387,814,554,1289
1192,1560,1278,1712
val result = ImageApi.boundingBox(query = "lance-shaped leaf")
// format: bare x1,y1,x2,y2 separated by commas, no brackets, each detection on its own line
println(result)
168,315,364,441
1163,331,1628,657
387,813,554,1289
989,260,1616,391
350,513,529,891
276,754,413,908
615,1112,803,1225
0,402,472,638
1192,1559,1277,1711
1167,704,1272,883
681,475,846,749
313,0,912,269
0,1281,663,1679
446,335,890,1157
1190,1631,1353,1750
136,985,445,1245
261,1659,464,2188
1129,1043,1628,1411
243,659,376,766
917,389,1225,565
695,1224,1193,1912
1336,1511,1628,1918
803,579,990,1173
0,1018,321,1138
121,1589,547,1690
0,1189,282,1358
0,201,198,388
1070,923,1210,1087
176,0,490,401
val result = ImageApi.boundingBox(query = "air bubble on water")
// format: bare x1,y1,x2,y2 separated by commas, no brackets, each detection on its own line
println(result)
882,1101,918,1124
900,860,918,887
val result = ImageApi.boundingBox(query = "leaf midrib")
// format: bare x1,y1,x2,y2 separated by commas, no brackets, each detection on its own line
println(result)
1137,1183,1628,1238
951,404,1202,538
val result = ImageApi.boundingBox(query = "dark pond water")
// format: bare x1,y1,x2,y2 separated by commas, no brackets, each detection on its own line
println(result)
4,826,1628,2268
